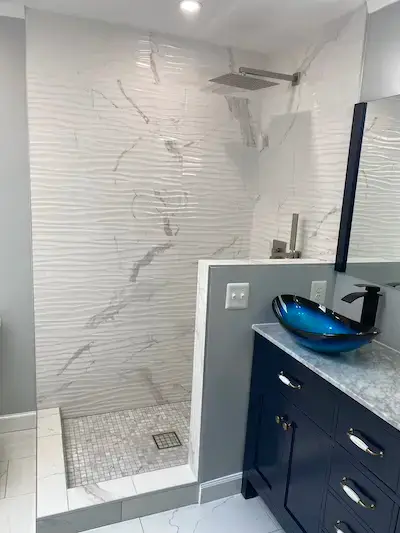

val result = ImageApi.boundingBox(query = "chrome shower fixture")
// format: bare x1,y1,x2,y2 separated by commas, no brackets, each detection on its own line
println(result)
209,67,301,91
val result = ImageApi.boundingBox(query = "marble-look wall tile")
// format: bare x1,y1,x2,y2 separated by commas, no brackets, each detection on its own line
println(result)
349,96,400,261
250,6,367,261
25,9,267,417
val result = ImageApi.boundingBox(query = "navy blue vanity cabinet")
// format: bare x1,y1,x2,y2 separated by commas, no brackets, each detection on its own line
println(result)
335,394,400,492
243,332,400,533
324,492,372,533
284,401,332,533
254,391,292,505
242,334,334,533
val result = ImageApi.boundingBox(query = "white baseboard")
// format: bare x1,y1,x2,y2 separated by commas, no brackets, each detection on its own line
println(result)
199,472,242,504
0,411,36,433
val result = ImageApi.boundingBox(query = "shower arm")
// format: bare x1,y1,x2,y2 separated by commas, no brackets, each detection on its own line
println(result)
239,67,301,86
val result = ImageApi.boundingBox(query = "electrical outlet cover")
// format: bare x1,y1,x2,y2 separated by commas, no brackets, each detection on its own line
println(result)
310,281,327,304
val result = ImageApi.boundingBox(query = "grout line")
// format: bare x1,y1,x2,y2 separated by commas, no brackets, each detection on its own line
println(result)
139,517,145,533
3,460,10,498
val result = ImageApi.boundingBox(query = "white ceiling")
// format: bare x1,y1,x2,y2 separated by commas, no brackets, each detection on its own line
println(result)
0,0,389,54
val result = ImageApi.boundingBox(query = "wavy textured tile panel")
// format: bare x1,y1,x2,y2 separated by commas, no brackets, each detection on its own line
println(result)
26,10,266,417
249,7,367,260
349,96,400,260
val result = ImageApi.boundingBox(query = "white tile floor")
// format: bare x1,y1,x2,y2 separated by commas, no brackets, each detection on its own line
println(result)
82,494,284,533
0,428,36,533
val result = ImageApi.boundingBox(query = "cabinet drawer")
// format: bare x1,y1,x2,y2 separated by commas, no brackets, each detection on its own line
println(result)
264,339,337,434
324,492,372,533
329,445,395,533
336,395,400,491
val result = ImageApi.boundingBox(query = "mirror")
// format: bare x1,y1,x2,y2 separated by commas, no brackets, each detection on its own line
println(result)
336,95,400,289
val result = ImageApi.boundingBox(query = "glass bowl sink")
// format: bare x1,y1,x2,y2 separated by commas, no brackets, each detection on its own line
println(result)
272,295,380,354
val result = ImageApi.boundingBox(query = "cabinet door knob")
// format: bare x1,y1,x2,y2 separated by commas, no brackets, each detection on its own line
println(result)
278,371,301,389
334,521,353,533
275,415,292,431
340,478,376,510
347,428,384,458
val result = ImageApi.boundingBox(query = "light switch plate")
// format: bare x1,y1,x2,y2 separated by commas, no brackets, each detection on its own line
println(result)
225,282,250,310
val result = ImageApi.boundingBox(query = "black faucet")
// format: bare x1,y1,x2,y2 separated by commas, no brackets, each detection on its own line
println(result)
341,284,382,329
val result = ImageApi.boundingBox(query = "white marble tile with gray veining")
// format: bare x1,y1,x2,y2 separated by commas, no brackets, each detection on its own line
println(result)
68,477,136,510
253,323,400,431
26,9,263,418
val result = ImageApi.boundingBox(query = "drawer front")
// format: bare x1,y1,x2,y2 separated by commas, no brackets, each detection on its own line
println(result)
265,339,337,434
336,395,400,491
324,492,372,533
329,445,395,533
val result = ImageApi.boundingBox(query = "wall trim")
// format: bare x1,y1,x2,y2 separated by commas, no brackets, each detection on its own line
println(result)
0,410,36,433
0,3,25,18
199,472,242,504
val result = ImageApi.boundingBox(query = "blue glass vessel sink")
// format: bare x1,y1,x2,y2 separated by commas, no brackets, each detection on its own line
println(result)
272,295,380,354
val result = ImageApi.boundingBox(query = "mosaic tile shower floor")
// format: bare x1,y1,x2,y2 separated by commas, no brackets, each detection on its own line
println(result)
63,401,190,488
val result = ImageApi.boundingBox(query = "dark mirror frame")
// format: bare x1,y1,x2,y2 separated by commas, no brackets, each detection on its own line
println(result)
335,102,368,272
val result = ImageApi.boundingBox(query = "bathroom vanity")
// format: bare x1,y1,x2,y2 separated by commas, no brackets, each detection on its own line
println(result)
242,323,400,533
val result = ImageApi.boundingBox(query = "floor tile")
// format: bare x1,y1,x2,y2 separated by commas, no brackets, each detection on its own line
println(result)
0,461,8,498
0,429,36,461
38,413,62,438
0,492,35,533
63,401,190,487
38,434,65,477
133,465,195,494
140,495,282,533
82,518,143,532
6,456,36,497
37,472,68,517
38,408,60,418
68,476,137,510
257,499,282,531
122,484,198,522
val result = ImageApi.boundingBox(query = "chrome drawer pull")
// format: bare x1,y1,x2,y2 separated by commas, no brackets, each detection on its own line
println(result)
340,478,376,510
278,371,301,389
334,521,352,533
347,428,384,458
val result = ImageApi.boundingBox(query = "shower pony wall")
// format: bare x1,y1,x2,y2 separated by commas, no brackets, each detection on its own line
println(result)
26,10,267,485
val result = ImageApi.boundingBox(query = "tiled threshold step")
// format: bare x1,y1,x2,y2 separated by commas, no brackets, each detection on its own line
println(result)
37,408,198,533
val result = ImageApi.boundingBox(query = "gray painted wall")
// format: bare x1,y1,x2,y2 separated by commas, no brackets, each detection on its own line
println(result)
334,272,400,351
199,262,336,482
362,1,400,101
346,261,400,288
0,16,36,415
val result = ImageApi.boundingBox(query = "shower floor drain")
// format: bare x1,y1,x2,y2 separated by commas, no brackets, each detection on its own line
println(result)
152,431,182,450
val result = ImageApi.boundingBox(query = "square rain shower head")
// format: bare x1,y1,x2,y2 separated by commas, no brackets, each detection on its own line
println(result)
209,73,279,91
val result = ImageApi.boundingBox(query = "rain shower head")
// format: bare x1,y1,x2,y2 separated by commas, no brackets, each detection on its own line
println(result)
209,67,301,91
209,73,278,91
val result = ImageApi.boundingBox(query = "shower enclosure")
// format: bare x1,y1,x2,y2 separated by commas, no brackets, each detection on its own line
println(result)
27,9,266,493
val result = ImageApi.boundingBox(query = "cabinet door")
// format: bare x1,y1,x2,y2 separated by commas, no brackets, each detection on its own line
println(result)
284,402,332,533
396,510,400,533
255,391,292,504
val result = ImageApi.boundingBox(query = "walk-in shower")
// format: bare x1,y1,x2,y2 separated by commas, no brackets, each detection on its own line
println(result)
29,9,272,509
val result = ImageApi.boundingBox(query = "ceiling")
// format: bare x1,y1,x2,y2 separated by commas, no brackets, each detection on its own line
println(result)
0,0,382,54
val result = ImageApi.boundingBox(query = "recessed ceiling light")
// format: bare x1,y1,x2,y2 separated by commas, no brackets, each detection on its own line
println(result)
179,0,202,14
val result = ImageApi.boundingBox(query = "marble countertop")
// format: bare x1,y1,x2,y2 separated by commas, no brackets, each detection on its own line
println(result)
253,323,400,432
